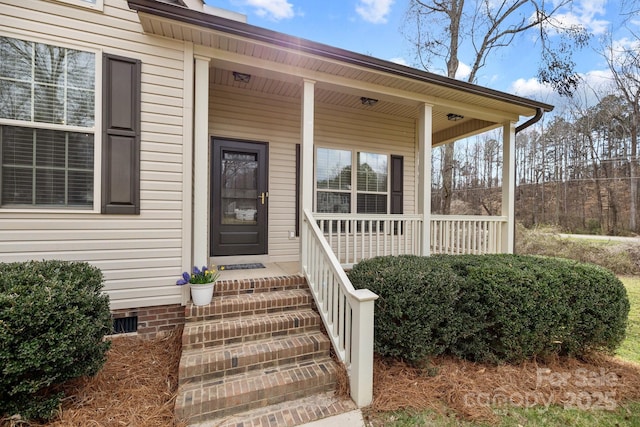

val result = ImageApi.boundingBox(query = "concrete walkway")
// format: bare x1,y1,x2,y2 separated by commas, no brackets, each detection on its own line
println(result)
300,410,366,427
557,233,639,243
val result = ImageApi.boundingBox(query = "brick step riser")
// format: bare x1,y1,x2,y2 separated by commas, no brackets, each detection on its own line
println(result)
179,336,331,385
185,294,314,323
213,276,308,297
176,362,337,423
186,383,336,424
182,314,322,351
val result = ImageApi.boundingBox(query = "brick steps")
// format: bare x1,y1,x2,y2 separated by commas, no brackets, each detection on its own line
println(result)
186,289,313,322
213,276,308,297
206,392,357,427
182,308,322,351
177,358,337,424
179,331,331,385
175,275,349,426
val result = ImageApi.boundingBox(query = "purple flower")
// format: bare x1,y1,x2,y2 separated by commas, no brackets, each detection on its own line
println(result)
176,278,188,285
193,266,201,275
182,272,191,282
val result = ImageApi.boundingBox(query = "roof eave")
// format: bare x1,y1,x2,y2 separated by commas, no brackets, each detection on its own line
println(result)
127,0,555,115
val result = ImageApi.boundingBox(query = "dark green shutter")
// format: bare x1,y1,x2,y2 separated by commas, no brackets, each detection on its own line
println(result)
391,155,403,214
295,143,300,236
101,53,141,214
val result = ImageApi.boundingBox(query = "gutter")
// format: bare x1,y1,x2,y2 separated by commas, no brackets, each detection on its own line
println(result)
512,107,545,251
127,0,554,115
515,107,544,134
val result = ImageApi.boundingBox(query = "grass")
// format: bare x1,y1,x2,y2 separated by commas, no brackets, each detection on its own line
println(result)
617,277,640,365
515,225,640,276
373,403,640,427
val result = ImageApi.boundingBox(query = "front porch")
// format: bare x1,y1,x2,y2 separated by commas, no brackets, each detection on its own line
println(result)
123,1,552,416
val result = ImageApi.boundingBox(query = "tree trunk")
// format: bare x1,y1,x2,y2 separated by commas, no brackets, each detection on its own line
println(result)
441,143,454,214
630,106,638,232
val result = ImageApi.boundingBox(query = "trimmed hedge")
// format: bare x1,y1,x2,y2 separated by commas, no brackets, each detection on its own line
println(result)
348,254,629,365
0,260,112,421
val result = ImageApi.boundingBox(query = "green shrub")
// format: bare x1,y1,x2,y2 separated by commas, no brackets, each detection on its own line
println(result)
0,260,112,421
446,255,629,363
349,254,629,365
348,255,462,364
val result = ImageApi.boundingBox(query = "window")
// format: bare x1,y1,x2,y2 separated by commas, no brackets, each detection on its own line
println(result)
357,152,387,214
316,148,352,213
55,0,104,11
315,148,389,214
0,36,95,208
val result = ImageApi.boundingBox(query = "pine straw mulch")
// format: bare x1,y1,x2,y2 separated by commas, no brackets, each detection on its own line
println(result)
365,353,640,425
4,327,185,427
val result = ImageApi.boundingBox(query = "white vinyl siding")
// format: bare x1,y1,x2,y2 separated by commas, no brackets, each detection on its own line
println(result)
209,83,416,262
0,0,186,310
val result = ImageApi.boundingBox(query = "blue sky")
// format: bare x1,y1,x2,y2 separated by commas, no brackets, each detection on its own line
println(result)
206,1,637,110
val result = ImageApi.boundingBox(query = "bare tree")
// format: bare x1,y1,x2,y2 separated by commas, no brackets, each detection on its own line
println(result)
601,33,640,232
405,0,590,213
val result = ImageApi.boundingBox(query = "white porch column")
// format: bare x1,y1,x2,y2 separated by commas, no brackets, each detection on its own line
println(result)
193,55,211,267
300,79,315,271
502,121,516,253
418,103,433,256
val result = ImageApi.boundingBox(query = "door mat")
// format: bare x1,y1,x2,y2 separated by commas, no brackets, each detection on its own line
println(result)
219,263,266,270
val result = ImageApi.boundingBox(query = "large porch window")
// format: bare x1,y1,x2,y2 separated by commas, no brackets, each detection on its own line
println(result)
315,147,389,214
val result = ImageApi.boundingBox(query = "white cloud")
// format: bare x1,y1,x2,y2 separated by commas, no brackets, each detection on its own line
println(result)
546,0,609,35
356,0,394,24
510,77,556,100
611,37,640,60
455,61,471,80
242,0,294,20
510,68,615,110
389,57,408,66
582,69,613,91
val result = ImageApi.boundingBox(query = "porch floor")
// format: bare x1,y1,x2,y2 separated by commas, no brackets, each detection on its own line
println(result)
217,261,301,281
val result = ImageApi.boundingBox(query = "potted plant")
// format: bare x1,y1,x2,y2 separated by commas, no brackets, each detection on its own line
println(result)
176,265,221,306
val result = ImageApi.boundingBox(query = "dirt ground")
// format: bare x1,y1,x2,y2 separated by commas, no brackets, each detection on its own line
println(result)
3,328,185,427
366,353,640,425
4,328,640,427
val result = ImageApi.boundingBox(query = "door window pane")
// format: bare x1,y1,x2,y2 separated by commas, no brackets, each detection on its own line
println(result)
221,151,258,225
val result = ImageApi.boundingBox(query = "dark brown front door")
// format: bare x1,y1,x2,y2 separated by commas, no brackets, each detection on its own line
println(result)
211,138,268,256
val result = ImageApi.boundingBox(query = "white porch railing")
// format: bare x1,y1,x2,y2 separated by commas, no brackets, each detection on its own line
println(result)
300,211,507,406
430,215,507,254
313,213,423,267
301,209,378,407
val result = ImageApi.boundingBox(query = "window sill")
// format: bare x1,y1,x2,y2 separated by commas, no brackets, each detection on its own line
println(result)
0,207,99,214
47,0,104,13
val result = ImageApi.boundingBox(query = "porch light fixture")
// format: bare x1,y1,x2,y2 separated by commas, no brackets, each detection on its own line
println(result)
360,97,378,106
447,113,464,121
232,71,251,83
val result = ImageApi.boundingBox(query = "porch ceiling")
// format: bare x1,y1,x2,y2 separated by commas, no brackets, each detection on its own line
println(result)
211,67,493,142
128,0,554,143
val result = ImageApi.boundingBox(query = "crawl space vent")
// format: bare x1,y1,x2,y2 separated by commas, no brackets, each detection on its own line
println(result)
112,316,138,334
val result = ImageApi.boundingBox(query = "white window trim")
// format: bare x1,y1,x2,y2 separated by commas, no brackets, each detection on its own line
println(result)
0,33,102,213
314,146,390,214
47,0,104,12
